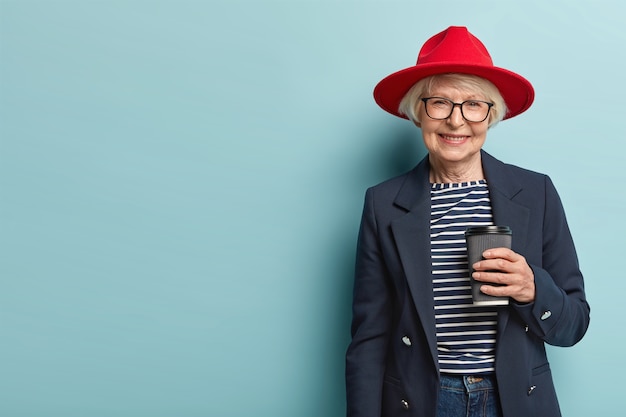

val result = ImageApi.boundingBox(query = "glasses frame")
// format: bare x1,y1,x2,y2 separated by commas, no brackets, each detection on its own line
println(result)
421,97,494,123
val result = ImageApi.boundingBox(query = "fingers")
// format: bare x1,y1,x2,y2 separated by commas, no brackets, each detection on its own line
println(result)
482,247,519,262
471,248,535,303
472,248,524,274
479,280,535,304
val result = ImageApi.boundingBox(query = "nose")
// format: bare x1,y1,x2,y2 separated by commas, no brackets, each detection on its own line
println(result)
447,104,465,127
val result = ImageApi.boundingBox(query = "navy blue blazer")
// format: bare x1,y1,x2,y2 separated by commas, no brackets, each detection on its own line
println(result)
346,150,590,417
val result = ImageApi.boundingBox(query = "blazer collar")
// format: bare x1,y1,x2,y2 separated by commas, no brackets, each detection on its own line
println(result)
480,150,530,254
393,150,524,210
393,155,431,212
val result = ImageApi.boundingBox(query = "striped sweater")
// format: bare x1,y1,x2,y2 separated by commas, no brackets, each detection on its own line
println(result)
430,180,499,374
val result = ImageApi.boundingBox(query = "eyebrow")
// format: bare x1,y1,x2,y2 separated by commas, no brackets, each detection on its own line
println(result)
429,94,487,101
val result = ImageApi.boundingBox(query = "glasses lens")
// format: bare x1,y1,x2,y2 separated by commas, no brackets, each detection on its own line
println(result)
461,101,490,122
425,98,453,119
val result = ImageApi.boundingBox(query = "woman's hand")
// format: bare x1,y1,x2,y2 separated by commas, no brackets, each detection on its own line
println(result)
472,248,536,304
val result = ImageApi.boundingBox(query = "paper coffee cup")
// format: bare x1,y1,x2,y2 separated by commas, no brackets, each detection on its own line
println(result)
465,226,512,306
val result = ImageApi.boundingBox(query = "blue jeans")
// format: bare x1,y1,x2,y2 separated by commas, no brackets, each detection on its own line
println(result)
436,375,503,417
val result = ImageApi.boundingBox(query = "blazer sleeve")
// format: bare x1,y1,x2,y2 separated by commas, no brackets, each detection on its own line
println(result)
345,188,392,417
512,175,590,347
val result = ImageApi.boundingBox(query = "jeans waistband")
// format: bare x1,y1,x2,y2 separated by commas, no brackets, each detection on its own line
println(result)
439,374,498,393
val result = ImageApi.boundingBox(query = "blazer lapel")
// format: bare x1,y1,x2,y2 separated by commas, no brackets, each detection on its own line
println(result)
390,157,439,369
481,151,531,339
482,151,530,254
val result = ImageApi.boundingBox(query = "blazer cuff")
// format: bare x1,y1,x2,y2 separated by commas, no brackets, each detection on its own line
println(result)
512,264,565,339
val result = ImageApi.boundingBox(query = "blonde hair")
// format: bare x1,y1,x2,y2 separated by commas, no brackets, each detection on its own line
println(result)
398,73,508,127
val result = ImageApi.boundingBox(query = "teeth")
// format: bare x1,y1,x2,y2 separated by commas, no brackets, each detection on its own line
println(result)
442,135,466,141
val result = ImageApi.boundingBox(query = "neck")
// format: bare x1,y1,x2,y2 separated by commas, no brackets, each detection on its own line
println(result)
428,156,485,183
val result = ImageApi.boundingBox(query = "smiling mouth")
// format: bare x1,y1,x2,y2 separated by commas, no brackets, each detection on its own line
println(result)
439,134,469,142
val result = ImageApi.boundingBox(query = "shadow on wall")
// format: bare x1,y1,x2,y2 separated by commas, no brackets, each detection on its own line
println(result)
313,118,427,416
356,119,427,189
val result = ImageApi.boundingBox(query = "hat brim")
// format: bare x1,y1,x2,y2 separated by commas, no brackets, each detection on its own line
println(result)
373,63,535,120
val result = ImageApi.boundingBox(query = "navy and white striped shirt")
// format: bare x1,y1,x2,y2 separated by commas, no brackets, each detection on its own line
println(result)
430,180,498,374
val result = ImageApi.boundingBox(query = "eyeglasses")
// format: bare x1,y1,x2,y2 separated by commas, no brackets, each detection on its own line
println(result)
421,97,494,123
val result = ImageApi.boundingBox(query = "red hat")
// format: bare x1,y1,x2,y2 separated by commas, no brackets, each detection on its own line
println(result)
373,26,534,120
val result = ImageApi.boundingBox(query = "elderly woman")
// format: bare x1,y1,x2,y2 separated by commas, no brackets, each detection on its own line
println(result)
345,27,590,417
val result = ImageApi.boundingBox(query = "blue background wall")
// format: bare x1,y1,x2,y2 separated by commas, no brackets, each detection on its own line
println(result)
1,1,622,415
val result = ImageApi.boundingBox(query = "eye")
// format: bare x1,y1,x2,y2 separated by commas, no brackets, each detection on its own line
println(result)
465,100,485,108
430,98,451,107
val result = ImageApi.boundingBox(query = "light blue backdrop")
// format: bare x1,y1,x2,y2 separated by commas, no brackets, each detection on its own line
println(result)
1,0,622,416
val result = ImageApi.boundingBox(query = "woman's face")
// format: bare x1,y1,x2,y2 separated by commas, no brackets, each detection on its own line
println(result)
416,82,489,171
